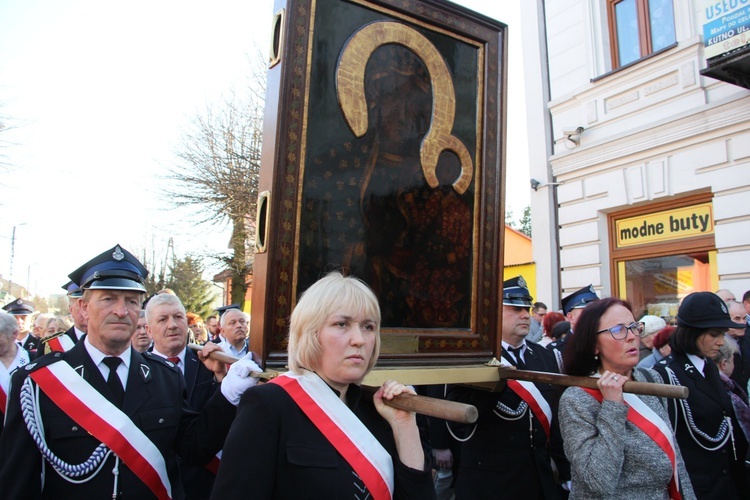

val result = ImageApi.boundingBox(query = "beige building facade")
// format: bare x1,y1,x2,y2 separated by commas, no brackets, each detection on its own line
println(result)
522,0,750,319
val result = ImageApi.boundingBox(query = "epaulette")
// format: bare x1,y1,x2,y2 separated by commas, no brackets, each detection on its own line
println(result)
141,351,179,371
21,351,65,374
38,331,67,356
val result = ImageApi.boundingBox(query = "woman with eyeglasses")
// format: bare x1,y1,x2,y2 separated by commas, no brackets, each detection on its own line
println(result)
558,297,695,499
652,292,749,499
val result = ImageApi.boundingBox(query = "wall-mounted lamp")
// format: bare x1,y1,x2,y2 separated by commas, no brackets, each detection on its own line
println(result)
561,126,585,148
530,178,564,191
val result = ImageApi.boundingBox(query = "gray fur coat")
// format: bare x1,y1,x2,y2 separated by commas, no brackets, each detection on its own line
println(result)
559,368,696,499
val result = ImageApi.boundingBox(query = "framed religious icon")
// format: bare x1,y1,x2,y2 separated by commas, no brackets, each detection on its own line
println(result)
251,0,507,368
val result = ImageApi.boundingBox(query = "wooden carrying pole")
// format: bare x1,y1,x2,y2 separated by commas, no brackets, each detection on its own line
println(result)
497,367,689,399
187,344,478,424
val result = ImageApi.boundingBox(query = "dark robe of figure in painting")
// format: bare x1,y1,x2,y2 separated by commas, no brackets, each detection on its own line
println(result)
299,45,473,329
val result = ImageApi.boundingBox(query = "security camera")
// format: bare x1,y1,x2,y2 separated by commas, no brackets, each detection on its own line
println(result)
563,126,584,136
530,178,541,191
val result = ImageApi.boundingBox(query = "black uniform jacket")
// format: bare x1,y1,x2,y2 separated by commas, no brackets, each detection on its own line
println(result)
448,343,569,499
179,346,222,500
211,382,435,500
654,353,749,499
20,333,39,354
0,341,236,499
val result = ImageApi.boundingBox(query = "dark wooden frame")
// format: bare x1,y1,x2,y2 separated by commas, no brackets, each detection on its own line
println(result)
251,0,507,368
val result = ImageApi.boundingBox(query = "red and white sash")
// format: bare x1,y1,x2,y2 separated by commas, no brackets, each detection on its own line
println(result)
496,356,552,438
583,388,680,500
271,371,395,500
507,379,552,439
29,361,172,500
45,333,76,354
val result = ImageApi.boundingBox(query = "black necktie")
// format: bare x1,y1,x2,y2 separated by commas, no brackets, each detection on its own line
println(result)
507,346,526,369
103,357,125,406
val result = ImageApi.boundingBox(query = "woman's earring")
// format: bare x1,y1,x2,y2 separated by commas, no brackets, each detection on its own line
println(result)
594,354,598,360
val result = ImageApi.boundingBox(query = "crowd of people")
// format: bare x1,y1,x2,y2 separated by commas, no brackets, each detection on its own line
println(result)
1,243,750,498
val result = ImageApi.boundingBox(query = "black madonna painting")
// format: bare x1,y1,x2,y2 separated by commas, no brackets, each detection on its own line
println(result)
296,0,481,331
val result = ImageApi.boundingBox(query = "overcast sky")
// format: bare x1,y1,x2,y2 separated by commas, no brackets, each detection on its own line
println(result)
0,0,528,298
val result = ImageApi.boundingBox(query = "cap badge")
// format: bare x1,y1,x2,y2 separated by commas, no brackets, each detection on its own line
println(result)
517,276,527,288
588,285,595,293
16,299,22,305
112,246,125,261
721,303,728,314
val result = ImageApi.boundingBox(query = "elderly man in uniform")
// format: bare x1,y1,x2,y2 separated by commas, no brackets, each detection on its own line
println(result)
448,276,570,499
0,244,261,498
3,298,39,353
146,292,226,499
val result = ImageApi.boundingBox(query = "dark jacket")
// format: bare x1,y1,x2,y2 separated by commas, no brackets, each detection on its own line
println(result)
211,381,435,499
0,341,236,499
653,353,749,499
178,347,222,500
730,329,750,393
448,343,570,499
19,333,39,354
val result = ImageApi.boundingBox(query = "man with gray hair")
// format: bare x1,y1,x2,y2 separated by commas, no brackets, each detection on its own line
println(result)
218,309,251,358
0,312,31,431
145,293,225,499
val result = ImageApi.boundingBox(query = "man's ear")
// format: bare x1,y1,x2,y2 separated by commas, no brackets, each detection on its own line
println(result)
78,297,89,321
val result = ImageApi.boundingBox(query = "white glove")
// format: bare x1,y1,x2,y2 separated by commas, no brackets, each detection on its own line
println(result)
220,354,263,406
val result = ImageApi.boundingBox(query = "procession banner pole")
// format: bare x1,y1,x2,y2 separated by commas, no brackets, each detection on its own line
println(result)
187,343,479,424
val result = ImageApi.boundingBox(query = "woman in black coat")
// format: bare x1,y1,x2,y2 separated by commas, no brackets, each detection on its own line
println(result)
653,291,749,499
211,272,434,499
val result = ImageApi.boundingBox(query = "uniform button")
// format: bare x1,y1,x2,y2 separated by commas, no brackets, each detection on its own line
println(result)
71,426,79,432
158,418,165,424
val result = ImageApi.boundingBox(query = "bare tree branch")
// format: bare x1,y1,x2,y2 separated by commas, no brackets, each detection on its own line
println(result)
166,55,266,306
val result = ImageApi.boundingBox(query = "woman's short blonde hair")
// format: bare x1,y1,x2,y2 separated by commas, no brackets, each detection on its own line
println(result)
287,272,381,377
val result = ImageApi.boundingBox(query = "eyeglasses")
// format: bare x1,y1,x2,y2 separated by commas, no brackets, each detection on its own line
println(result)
596,322,645,340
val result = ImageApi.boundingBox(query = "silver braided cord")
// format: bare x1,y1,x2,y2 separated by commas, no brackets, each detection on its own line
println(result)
494,400,528,420
21,376,113,483
666,367,731,450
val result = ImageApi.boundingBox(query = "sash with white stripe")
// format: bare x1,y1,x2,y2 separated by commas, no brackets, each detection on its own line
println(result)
496,356,552,438
270,371,395,500
507,380,552,439
583,388,681,500
44,332,76,354
29,361,172,500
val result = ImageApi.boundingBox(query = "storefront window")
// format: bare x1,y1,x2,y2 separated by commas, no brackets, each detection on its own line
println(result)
621,251,712,322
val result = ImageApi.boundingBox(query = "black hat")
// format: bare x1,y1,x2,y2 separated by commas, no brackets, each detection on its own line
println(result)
561,285,599,316
61,281,83,298
2,298,34,316
68,244,149,293
676,291,746,329
215,304,241,317
502,276,533,307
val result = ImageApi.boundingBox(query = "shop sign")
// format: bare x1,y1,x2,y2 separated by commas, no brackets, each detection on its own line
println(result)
701,0,750,58
615,203,714,248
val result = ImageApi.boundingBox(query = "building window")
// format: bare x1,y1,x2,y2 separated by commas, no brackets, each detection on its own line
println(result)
608,0,675,68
